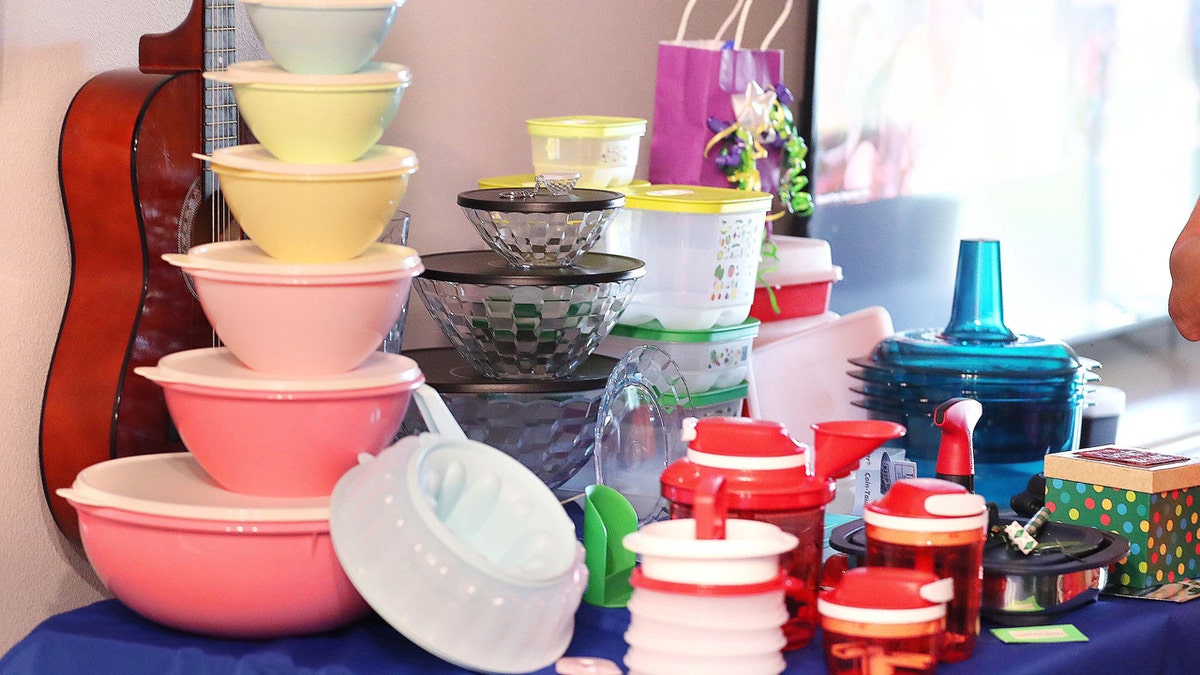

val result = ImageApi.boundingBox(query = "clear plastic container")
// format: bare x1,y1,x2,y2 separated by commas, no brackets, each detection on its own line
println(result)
597,185,773,331
863,479,987,663
819,567,952,675
597,319,759,394
526,116,647,188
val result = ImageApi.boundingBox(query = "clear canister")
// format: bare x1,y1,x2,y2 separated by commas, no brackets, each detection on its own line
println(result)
863,478,987,662
819,566,953,675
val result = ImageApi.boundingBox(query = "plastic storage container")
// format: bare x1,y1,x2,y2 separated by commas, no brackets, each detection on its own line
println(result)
863,478,988,663
660,417,906,650
622,495,798,675
241,0,407,75
751,235,842,323
598,184,773,331
819,567,952,675
526,116,647,188
597,318,759,394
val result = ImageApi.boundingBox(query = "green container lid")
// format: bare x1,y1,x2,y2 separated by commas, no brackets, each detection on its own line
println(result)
621,184,773,215
609,318,760,343
661,380,750,409
526,115,647,139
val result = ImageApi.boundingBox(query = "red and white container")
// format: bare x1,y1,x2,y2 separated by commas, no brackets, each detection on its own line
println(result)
659,416,905,650
751,235,841,323
818,567,953,675
622,479,798,675
863,478,988,662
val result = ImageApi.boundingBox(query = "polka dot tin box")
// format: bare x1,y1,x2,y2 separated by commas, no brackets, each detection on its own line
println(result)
1044,446,1200,589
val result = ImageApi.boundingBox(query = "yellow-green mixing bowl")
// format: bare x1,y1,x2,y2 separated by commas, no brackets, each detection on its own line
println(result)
207,145,419,263
205,61,411,164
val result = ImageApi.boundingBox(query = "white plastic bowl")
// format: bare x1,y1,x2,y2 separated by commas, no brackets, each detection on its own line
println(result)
164,240,423,376
243,0,407,75
330,386,587,673
597,185,772,330
526,116,647,188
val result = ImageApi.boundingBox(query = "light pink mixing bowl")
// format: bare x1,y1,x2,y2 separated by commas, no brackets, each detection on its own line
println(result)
57,453,368,639
164,240,424,376
135,348,424,497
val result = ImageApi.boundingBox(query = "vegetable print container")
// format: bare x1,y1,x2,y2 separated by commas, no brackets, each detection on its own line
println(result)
526,116,647,189
597,184,773,331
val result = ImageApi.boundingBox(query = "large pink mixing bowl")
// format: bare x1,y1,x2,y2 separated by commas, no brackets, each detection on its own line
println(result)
136,348,424,497
165,240,424,376
57,453,368,638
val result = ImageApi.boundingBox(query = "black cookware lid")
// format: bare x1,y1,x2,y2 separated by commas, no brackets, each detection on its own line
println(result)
403,348,618,394
418,250,645,285
829,516,1131,577
457,187,625,213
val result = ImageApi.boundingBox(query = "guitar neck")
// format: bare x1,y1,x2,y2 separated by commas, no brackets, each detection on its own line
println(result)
204,0,238,194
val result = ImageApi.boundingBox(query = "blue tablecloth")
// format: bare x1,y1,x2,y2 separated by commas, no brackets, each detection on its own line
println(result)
2,594,1198,674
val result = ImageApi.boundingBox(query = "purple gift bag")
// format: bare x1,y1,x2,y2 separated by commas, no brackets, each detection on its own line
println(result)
649,0,792,194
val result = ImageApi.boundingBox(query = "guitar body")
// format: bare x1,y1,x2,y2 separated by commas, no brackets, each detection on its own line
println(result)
41,0,240,542
42,69,212,541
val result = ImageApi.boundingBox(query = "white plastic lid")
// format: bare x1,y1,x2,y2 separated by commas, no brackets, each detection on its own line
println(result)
203,60,411,87
58,453,329,522
200,144,418,175
242,0,404,7
136,348,424,392
166,240,423,277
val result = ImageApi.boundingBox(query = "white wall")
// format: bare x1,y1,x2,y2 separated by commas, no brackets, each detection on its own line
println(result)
0,0,807,651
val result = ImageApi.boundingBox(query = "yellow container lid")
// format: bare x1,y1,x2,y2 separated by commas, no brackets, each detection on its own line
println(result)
526,116,647,139
621,184,773,215
476,174,650,193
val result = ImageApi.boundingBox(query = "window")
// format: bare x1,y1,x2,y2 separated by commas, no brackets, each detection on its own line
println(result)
808,0,1199,341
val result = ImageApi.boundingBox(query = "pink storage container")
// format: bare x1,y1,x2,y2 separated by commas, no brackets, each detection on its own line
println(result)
57,453,368,638
136,348,424,497
164,240,423,377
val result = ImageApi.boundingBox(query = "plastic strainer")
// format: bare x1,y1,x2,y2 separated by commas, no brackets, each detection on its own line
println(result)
330,385,587,674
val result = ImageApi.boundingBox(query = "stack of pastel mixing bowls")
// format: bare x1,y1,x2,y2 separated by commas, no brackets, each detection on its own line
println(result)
56,0,427,640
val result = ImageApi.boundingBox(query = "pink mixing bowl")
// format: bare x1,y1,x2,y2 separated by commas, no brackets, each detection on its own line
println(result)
164,240,424,376
57,453,368,638
135,348,424,497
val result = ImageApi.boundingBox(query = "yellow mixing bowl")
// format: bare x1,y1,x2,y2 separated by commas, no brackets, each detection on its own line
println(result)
208,145,419,263
205,61,411,164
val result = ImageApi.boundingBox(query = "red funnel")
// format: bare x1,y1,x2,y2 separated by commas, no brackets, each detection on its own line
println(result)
810,420,907,481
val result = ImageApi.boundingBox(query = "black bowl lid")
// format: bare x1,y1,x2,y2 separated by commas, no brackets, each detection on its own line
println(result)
417,250,646,284
829,516,1130,576
457,187,625,213
403,347,618,393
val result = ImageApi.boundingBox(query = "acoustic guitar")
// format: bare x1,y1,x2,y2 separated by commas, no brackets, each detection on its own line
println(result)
41,0,240,542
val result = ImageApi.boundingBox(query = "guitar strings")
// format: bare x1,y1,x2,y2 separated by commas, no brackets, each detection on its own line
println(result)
205,1,238,347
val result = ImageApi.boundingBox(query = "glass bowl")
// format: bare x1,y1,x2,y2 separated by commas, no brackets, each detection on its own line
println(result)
457,185,624,268
414,250,644,379
399,348,617,489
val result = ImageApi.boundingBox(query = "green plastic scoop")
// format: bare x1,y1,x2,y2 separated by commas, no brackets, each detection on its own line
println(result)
582,484,638,608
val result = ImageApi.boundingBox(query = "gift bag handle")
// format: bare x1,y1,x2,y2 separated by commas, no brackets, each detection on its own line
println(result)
675,0,793,50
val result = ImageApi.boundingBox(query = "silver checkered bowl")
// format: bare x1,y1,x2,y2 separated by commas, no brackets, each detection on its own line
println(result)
457,184,625,268
414,250,645,379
